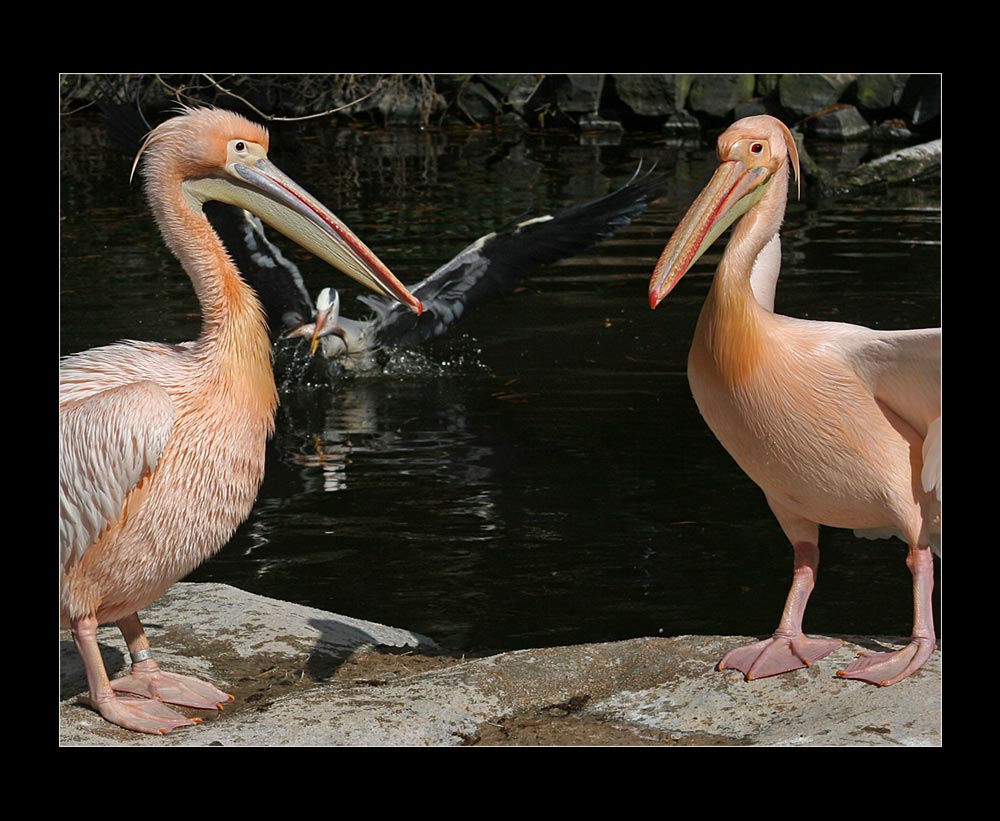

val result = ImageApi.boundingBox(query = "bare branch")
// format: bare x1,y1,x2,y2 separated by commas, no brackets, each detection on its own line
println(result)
198,73,382,122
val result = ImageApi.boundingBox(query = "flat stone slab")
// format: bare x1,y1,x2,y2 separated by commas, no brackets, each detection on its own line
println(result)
59,583,941,746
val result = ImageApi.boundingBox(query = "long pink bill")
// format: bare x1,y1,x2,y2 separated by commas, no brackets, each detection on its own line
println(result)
649,161,769,309
226,157,423,315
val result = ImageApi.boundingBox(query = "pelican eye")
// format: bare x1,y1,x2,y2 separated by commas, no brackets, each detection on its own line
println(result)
235,141,247,152
750,142,764,155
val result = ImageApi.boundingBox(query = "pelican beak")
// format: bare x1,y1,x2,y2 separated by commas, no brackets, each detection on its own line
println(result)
648,160,771,309
189,154,423,315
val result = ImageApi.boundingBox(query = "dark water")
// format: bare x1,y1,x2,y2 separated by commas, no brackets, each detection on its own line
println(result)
60,114,941,654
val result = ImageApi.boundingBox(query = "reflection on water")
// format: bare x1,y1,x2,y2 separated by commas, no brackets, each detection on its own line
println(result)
60,114,941,653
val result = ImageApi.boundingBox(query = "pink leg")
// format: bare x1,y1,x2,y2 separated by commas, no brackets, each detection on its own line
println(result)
718,542,843,680
838,544,937,686
109,612,234,709
70,614,201,735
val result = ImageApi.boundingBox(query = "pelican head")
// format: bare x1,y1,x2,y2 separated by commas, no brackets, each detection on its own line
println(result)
134,107,423,315
649,115,799,309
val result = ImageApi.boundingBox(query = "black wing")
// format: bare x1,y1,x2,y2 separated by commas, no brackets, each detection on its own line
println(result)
359,167,668,350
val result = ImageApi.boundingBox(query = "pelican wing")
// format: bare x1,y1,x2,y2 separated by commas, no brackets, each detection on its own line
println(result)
59,381,176,565
842,326,942,498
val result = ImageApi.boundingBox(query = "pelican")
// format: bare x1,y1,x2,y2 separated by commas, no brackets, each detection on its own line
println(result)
59,107,422,734
203,169,667,367
649,115,941,686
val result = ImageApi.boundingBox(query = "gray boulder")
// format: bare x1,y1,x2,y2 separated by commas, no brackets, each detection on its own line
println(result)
779,73,858,116
854,74,910,110
613,74,691,116
556,74,605,114
806,105,872,141
687,74,756,118
60,583,942,747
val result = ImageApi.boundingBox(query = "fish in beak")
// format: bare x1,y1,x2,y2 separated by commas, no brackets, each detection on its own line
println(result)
299,287,342,355
286,288,369,359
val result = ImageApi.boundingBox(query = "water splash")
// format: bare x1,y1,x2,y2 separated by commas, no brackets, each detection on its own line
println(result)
273,333,491,392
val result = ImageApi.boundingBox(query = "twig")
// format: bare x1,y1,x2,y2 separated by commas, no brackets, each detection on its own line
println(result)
199,73,381,122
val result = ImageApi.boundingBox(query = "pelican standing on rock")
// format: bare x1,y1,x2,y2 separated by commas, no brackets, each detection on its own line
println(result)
59,107,422,734
648,115,941,686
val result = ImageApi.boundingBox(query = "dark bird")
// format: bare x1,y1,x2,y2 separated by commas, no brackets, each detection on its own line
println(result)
207,168,668,368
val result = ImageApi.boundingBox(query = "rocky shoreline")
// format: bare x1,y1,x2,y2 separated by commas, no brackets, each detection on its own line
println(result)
61,74,942,197
60,74,943,196
59,583,942,746
61,73,940,141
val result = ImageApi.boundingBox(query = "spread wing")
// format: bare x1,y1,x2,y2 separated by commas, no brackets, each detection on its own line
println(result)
358,167,669,351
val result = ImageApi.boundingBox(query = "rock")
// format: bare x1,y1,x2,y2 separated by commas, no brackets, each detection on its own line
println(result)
597,636,941,746
579,113,623,133
806,105,872,141
854,74,910,111
870,120,916,141
496,111,530,132
687,74,756,118
579,114,625,146
71,73,942,140
478,74,545,115
899,74,941,126
556,75,604,114
613,74,691,117
59,583,942,746
779,73,858,117
58,583,436,703
755,74,781,97
456,81,501,124
661,110,701,137
734,98,770,120
824,139,942,195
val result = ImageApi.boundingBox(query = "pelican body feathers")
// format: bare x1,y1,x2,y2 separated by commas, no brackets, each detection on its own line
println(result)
59,107,420,733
